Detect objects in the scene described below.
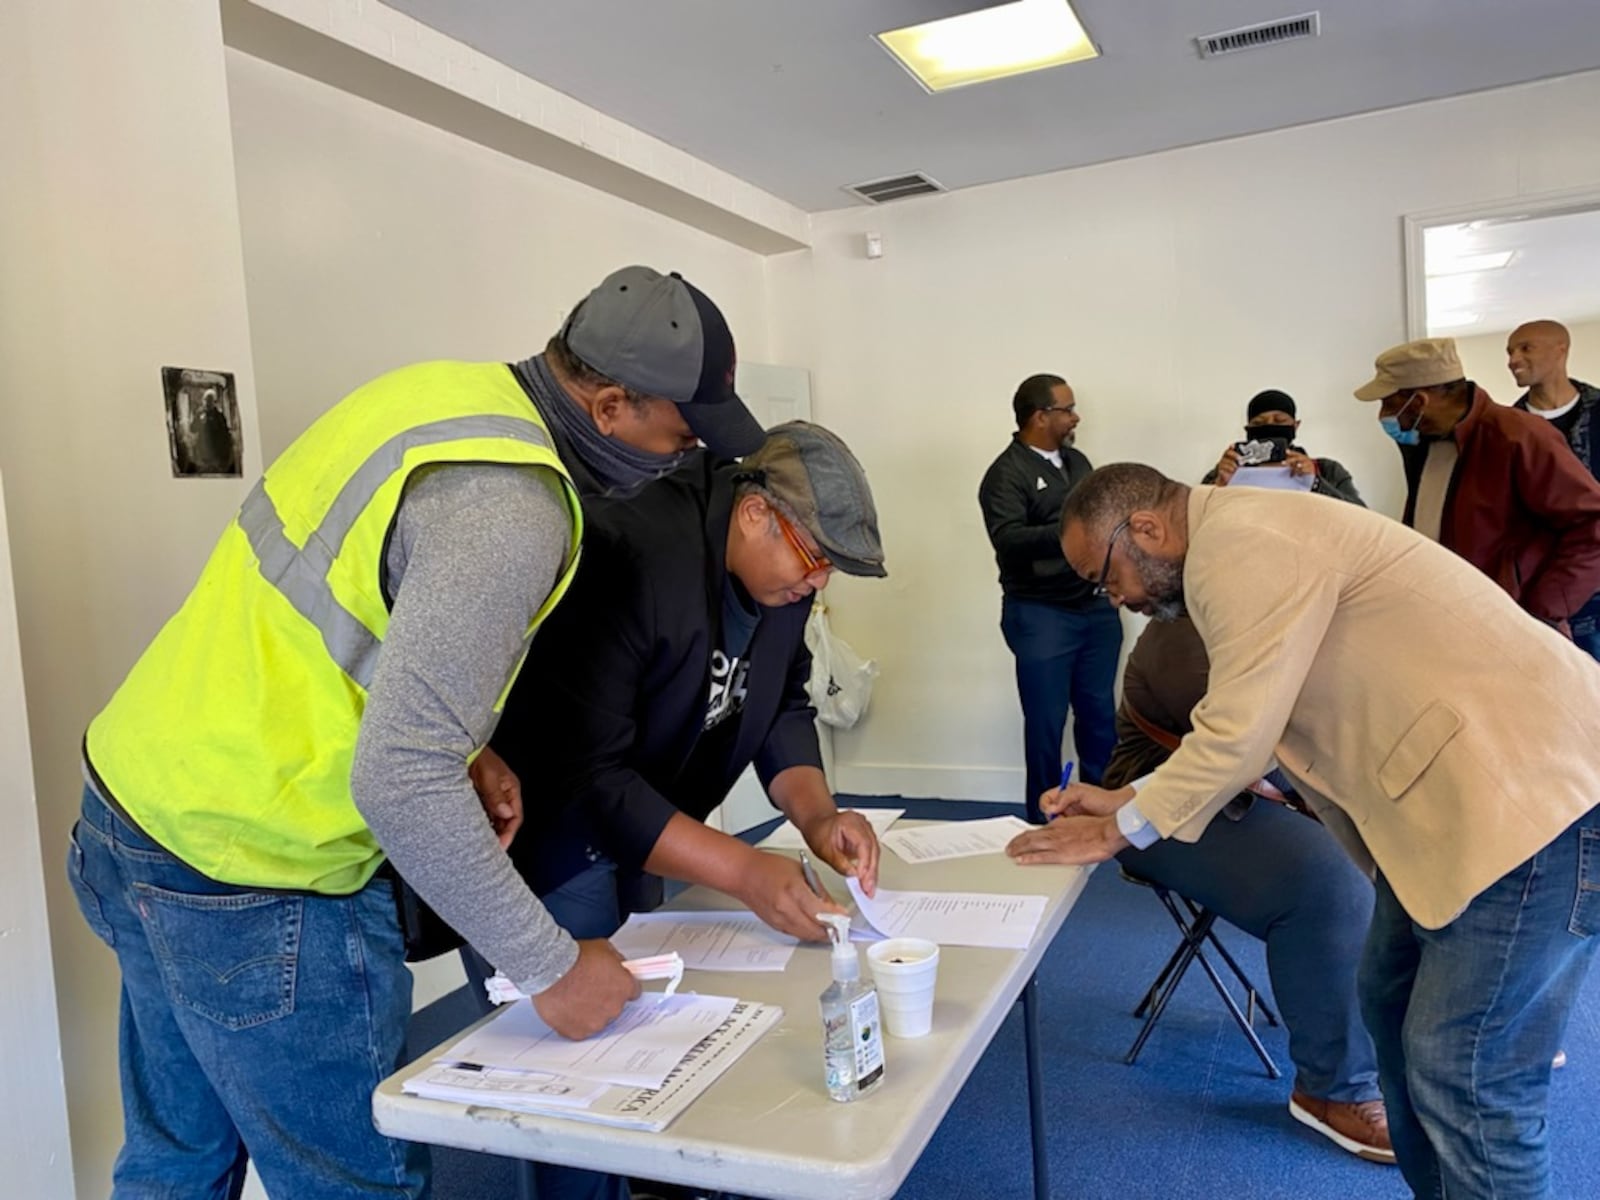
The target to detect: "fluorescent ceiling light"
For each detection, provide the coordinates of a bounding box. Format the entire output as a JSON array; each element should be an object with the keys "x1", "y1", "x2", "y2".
[
  {"x1": 875, "y1": 0, "x2": 1098, "y2": 93},
  {"x1": 1429, "y1": 311, "x2": 1482, "y2": 331},
  {"x1": 1426, "y1": 251, "x2": 1515, "y2": 277}
]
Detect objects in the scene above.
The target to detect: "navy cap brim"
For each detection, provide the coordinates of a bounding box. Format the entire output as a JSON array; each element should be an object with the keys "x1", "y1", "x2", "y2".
[{"x1": 680, "y1": 392, "x2": 766, "y2": 458}]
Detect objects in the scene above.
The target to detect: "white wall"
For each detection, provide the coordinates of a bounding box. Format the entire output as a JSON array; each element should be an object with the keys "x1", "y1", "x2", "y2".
[
  {"x1": 1456, "y1": 318, "x2": 1600, "y2": 400},
  {"x1": 0, "y1": 4, "x2": 264, "y2": 1197},
  {"x1": 768, "y1": 69, "x2": 1600, "y2": 804},
  {"x1": 0, "y1": 473, "x2": 73, "y2": 1196}
]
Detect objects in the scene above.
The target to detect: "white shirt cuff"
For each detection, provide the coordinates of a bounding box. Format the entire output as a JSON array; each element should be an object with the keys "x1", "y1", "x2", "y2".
[{"x1": 1115, "y1": 779, "x2": 1161, "y2": 850}]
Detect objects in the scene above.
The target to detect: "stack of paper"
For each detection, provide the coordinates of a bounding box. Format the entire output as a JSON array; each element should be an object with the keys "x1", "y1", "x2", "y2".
[
  {"x1": 403, "y1": 993, "x2": 781, "y2": 1132},
  {"x1": 845, "y1": 877, "x2": 1047, "y2": 950}
]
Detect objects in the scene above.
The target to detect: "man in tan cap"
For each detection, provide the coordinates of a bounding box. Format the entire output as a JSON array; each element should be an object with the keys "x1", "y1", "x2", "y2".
[{"x1": 1354, "y1": 336, "x2": 1600, "y2": 631}]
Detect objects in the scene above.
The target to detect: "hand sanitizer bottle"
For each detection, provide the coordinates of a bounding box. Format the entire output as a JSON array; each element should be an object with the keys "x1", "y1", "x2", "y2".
[{"x1": 818, "y1": 913, "x2": 885, "y2": 1102}]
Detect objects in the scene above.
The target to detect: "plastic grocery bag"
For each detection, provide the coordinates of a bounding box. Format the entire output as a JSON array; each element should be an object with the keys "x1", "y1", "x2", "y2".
[{"x1": 804, "y1": 601, "x2": 878, "y2": 729}]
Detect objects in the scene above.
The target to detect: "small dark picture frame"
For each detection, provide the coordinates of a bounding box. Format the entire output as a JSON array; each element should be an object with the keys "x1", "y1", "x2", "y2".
[{"x1": 162, "y1": 366, "x2": 242, "y2": 478}]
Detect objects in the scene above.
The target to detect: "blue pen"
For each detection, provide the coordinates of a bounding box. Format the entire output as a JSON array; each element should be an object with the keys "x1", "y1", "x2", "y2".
[{"x1": 1058, "y1": 760, "x2": 1075, "y2": 790}]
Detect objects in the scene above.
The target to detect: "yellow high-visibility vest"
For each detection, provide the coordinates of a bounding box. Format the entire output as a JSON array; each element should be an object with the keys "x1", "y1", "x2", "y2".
[{"x1": 86, "y1": 361, "x2": 582, "y2": 893}]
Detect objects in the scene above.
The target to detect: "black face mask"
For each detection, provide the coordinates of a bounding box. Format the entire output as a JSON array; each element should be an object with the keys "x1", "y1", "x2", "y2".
[{"x1": 1243, "y1": 423, "x2": 1293, "y2": 446}]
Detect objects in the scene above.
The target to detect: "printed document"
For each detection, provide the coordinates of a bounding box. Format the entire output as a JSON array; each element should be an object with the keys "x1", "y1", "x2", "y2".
[
  {"x1": 846, "y1": 877, "x2": 1046, "y2": 950},
  {"x1": 759, "y1": 807, "x2": 904, "y2": 849},
  {"x1": 610, "y1": 911, "x2": 798, "y2": 972},
  {"x1": 406, "y1": 1001, "x2": 782, "y2": 1132},
  {"x1": 438, "y1": 992, "x2": 738, "y2": 1090},
  {"x1": 881, "y1": 815, "x2": 1033, "y2": 863}
]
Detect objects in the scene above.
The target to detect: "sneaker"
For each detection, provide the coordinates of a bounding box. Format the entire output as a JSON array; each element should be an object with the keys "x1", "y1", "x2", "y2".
[{"x1": 1289, "y1": 1090, "x2": 1397, "y2": 1164}]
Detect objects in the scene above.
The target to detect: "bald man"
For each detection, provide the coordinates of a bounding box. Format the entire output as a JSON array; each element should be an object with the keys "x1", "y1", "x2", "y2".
[{"x1": 1509, "y1": 319, "x2": 1600, "y2": 658}]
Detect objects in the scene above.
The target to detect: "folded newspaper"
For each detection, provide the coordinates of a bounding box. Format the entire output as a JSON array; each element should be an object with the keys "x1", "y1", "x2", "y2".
[{"x1": 403, "y1": 999, "x2": 781, "y2": 1132}]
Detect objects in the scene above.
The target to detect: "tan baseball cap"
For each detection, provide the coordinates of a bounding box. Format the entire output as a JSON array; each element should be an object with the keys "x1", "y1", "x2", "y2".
[{"x1": 1353, "y1": 338, "x2": 1465, "y2": 401}]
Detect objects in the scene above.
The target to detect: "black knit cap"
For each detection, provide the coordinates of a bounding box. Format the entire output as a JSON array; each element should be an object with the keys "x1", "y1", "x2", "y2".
[{"x1": 1246, "y1": 389, "x2": 1297, "y2": 420}]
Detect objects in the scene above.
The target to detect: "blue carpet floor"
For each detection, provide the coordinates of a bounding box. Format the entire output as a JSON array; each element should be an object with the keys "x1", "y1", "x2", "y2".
[{"x1": 409, "y1": 798, "x2": 1599, "y2": 1199}]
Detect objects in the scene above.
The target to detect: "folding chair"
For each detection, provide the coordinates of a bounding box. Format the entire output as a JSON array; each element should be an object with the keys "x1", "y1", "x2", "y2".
[{"x1": 1119, "y1": 866, "x2": 1281, "y2": 1078}]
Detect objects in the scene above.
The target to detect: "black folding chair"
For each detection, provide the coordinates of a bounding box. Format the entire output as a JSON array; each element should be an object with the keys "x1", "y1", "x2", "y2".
[{"x1": 1119, "y1": 867, "x2": 1281, "y2": 1078}]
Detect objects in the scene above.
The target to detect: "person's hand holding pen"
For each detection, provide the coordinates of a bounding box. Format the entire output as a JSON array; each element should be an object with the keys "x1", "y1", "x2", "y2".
[
  {"x1": 733, "y1": 849, "x2": 848, "y2": 943},
  {"x1": 1007, "y1": 760, "x2": 1136, "y2": 866}
]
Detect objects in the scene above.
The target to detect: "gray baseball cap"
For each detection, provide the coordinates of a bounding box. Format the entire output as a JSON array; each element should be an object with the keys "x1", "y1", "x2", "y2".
[
  {"x1": 742, "y1": 421, "x2": 887, "y2": 578},
  {"x1": 563, "y1": 265, "x2": 765, "y2": 457}
]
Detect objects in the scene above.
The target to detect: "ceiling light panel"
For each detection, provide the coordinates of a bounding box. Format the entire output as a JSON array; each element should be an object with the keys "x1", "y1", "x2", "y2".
[{"x1": 875, "y1": 0, "x2": 1099, "y2": 94}]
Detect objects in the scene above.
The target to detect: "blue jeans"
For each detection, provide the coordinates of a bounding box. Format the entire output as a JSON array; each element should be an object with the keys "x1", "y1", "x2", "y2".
[
  {"x1": 67, "y1": 785, "x2": 426, "y2": 1199},
  {"x1": 1358, "y1": 806, "x2": 1600, "y2": 1199},
  {"x1": 1569, "y1": 592, "x2": 1600, "y2": 662},
  {"x1": 461, "y1": 860, "x2": 628, "y2": 1200},
  {"x1": 1000, "y1": 597, "x2": 1123, "y2": 821},
  {"x1": 1118, "y1": 797, "x2": 1381, "y2": 1103}
]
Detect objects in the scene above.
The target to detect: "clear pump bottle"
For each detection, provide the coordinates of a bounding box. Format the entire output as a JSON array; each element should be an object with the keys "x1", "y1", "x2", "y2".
[{"x1": 817, "y1": 913, "x2": 885, "y2": 1102}]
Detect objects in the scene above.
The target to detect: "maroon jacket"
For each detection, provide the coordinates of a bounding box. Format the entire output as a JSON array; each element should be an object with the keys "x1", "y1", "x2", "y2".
[{"x1": 1399, "y1": 385, "x2": 1600, "y2": 624}]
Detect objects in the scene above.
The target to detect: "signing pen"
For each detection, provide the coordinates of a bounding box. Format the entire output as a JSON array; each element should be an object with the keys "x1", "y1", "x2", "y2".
[
  {"x1": 1059, "y1": 760, "x2": 1075, "y2": 790},
  {"x1": 798, "y1": 849, "x2": 827, "y2": 898}
]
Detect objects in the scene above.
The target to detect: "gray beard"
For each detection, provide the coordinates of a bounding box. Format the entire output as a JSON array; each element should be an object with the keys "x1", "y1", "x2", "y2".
[{"x1": 1127, "y1": 542, "x2": 1187, "y2": 621}]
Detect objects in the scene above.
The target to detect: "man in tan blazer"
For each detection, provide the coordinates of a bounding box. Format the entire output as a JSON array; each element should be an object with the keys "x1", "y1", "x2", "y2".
[{"x1": 1007, "y1": 464, "x2": 1600, "y2": 1200}]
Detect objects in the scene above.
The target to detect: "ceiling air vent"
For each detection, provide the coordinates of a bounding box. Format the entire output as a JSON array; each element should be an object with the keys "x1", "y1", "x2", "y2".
[
  {"x1": 844, "y1": 172, "x2": 945, "y2": 205},
  {"x1": 1196, "y1": 11, "x2": 1320, "y2": 59}
]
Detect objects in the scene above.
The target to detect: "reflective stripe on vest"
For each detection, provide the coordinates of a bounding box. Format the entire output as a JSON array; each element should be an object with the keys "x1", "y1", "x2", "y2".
[{"x1": 239, "y1": 414, "x2": 556, "y2": 689}]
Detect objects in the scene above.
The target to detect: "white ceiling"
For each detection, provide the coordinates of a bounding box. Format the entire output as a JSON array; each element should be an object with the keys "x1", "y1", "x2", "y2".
[
  {"x1": 385, "y1": 0, "x2": 1600, "y2": 212},
  {"x1": 1425, "y1": 208, "x2": 1600, "y2": 336}
]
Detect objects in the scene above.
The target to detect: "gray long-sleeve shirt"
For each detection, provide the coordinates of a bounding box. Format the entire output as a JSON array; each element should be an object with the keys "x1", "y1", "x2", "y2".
[{"x1": 351, "y1": 462, "x2": 577, "y2": 994}]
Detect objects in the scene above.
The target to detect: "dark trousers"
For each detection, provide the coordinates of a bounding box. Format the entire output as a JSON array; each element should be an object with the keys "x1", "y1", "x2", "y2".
[
  {"x1": 1117, "y1": 797, "x2": 1381, "y2": 1103},
  {"x1": 1000, "y1": 596, "x2": 1122, "y2": 821}
]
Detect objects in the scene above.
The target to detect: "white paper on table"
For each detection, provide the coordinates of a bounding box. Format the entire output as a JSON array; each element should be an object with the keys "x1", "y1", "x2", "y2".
[
  {"x1": 1228, "y1": 464, "x2": 1314, "y2": 492},
  {"x1": 437, "y1": 992, "x2": 738, "y2": 1090},
  {"x1": 405, "y1": 1063, "x2": 608, "y2": 1109},
  {"x1": 846, "y1": 877, "x2": 1046, "y2": 950},
  {"x1": 881, "y1": 815, "x2": 1033, "y2": 863},
  {"x1": 610, "y1": 911, "x2": 798, "y2": 972},
  {"x1": 758, "y1": 807, "x2": 905, "y2": 849}
]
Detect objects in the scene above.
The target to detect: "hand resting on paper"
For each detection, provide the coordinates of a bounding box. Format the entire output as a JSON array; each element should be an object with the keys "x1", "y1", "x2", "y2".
[
  {"x1": 1006, "y1": 814, "x2": 1129, "y2": 867},
  {"x1": 532, "y1": 939, "x2": 641, "y2": 1039}
]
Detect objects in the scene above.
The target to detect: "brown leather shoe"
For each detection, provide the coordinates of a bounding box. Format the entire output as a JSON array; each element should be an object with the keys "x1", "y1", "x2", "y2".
[{"x1": 1289, "y1": 1090, "x2": 1396, "y2": 1164}]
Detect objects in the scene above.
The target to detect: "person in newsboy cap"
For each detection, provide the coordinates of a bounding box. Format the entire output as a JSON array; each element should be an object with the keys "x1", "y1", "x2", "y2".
[
  {"x1": 493, "y1": 415, "x2": 886, "y2": 949},
  {"x1": 1354, "y1": 336, "x2": 1600, "y2": 629}
]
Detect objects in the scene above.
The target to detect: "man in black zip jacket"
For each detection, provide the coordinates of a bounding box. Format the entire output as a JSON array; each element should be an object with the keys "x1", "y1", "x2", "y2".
[
  {"x1": 494, "y1": 421, "x2": 887, "y2": 945},
  {"x1": 979, "y1": 374, "x2": 1121, "y2": 822}
]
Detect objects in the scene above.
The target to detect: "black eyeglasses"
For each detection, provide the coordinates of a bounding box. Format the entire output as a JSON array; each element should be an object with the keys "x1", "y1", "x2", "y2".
[
  {"x1": 1092, "y1": 518, "x2": 1131, "y2": 598},
  {"x1": 1042, "y1": 405, "x2": 1075, "y2": 415}
]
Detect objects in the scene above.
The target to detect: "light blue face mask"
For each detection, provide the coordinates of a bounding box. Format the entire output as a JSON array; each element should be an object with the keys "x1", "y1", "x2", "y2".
[{"x1": 1380, "y1": 393, "x2": 1423, "y2": 445}]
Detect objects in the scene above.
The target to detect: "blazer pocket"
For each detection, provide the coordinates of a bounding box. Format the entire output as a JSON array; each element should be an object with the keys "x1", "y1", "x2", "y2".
[{"x1": 1376, "y1": 701, "x2": 1463, "y2": 800}]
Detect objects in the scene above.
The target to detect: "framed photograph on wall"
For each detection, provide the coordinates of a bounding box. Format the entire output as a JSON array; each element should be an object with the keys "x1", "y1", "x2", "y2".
[{"x1": 162, "y1": 366, "x2": 242, "y2": 478}]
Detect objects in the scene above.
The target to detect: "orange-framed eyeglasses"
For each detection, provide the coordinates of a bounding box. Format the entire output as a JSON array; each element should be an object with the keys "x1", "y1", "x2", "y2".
[{"x1": 773, "y1": 506, "x2": 832, "y2": 576}]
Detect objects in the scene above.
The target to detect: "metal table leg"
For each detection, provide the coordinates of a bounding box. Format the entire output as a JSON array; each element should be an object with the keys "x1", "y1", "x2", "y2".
[{"x1": 1021, "y1": 973, "x2": 1049, "y2": 1200}]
